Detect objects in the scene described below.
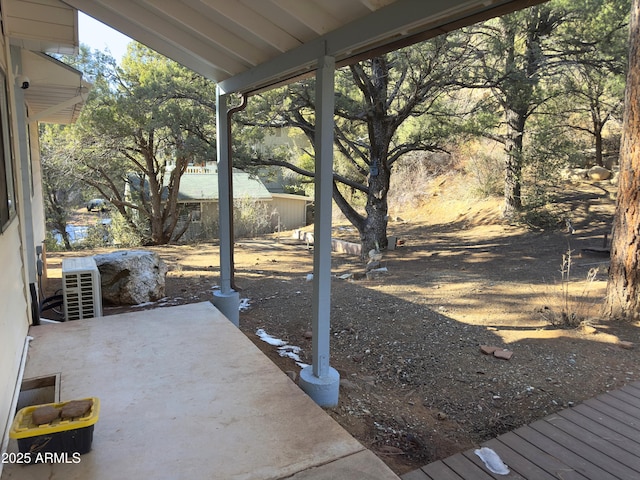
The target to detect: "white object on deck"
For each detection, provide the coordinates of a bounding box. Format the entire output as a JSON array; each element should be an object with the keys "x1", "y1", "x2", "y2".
[{"x1": 474, "y1": 447, "x2": 510, "y2": 475}]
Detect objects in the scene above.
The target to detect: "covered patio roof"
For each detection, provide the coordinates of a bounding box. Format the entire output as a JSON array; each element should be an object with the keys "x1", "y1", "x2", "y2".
[
  {"x1": 62, "y1": 0, "x2": 545, "y2": 94},
  {"x1": 52, "y1": 0, "x2": 547, "y2": 406}
]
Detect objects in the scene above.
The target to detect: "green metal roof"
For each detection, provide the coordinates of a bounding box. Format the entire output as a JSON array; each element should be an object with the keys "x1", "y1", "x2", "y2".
[{"x1": 177, "y1": 169, "x2": 272, "y2": 201}]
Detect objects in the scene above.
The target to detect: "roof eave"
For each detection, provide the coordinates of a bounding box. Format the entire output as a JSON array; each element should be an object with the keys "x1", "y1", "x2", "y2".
[{"x1": 22, "y1": 51, "x2": 90, "y2": 124}]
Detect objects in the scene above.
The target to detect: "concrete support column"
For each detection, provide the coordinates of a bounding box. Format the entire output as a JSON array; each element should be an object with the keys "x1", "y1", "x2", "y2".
[
  {"x1": 213, "y1": 88, "x2": 239, "y2": 326},
  {"x1": 299, "y1": 55, "x2": 340, "y2": 407}
]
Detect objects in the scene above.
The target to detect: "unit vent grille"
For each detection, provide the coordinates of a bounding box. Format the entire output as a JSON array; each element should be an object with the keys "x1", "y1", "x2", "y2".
[{"x1": 62, "y1": 257, "x2": 102, "y2": 321}]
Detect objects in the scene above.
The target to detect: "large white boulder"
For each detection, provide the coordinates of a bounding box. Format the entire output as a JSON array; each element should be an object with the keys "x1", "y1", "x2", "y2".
[
  {"x1": 588, "y1": 166, "x2": 611, "y2": 181},
  {"x1": 94, "y1": 250, "x2": 167, "y2": 305}
]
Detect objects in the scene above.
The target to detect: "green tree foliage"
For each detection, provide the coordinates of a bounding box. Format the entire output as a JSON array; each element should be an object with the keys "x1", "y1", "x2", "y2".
[
  {"x1": 554, "y1": 0, "x2": 630, "y2": 167},
  {"x1": 71, "y1": 44, "x2": 218, "y2": 245},
  {"x1": 463, "y1": 4, "x2": 566, "y2": 217},
  {"x1": 239, "y1": 34, "x2": 471, "y2": 256},
  {"x1": 40, "y1": 124, "x2": 82, "y2": 249},
  {"x1": 463, "y1": 0, "x2": 629, "y2": 217},
  {"x1": 39, "y1": 45, "x2": 114, "y2": 250},
  {"x1": 40, "y1": 1, "x2": 629, "y2": 252}
]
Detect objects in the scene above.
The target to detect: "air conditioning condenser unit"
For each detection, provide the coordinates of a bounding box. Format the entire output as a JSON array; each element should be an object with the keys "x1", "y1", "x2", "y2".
[{"x1": 62, "y1": 257, "x2": 102, "y2": 321}]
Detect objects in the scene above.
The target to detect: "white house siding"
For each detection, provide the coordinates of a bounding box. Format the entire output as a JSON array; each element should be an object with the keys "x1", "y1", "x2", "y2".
[
  {"x1": 0, "y1": 1, "x2": 81, "y2": 456},
  {"x1": 0, "y1": 221, "x2": 29, "y2": 451},
  {"x1": 0, "y1": 32, "x2": 29, "y2": 453},
  {"x1": 28, "y1": 123, "x2": 46, "y2": 264}
]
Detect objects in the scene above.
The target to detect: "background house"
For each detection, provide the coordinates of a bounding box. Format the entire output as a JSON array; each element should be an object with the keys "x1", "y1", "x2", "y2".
[
  {"x1": 177, "y1": 163, "x2": 311, "y2": 241},
  {"x1": 125, "y1": 162, "x2": 312, "y2": 242}
]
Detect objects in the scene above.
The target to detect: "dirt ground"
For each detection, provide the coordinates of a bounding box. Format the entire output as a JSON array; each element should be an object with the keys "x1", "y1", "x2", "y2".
[{"x1": 45, "y1": 179, "x2": 640, "y2": 476}]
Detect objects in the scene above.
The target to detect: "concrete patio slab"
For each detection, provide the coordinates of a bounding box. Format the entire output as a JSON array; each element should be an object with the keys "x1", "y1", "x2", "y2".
[
  {"x1": 1, "y1": 302, "x2": 399, "y2": 480},
  {"x1": 286, "y1": 450, "x2": 400, "y2": 479}
]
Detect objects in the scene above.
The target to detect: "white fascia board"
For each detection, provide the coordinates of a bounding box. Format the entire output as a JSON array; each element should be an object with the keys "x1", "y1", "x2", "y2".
[{"x1": 218, "y1": 38, "x2": 325, "y2": 95}]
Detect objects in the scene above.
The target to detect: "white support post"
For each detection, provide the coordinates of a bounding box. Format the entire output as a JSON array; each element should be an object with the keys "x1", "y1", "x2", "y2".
[
  {"x1": 299, "y1": 54, "x2": 340, "y2": 407},
  {"x1": 213, "y1": 87, "x2": 240, "y2": 326}
]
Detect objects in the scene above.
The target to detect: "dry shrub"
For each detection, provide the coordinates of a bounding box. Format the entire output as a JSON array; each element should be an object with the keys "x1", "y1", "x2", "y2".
[
  {"x1": 234, "y1": 196, "x2": 273, "y2": 238},
  {"x1": 538, "y1": 249, "x2": 602, "y2": 328},
  {"x1": 389, "y1": 151, "x2": 457, "y2": 209}
]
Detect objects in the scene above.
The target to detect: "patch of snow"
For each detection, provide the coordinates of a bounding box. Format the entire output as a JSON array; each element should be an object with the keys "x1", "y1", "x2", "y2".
[
  {"x1": 369, "y1": 267, "x2": 388, "y2": 273},
  {"x1": 256, "y1": 328, "x2": 307, "y2": 368},
  {"x1": 278, "y1": 345, "x2": 302, "y2": 362},
  {"x1": 131, "y1": 301, "x2": 156, "y2": 308},
  {"x1": 239, "y1": 298, "x2": 251, "y2": 311},
  {"x1": 256, "y1": 328, "x2": 287, "y2": 347}
]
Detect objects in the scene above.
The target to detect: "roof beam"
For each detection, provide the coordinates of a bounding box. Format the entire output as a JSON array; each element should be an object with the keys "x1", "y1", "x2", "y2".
[{"x1": 109, "y1": 0, "x2": 246, "y2": 74}]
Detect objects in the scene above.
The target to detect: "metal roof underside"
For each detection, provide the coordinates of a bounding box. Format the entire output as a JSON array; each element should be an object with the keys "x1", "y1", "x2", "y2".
[
  {"x1": 62, "y1": 0, "x2": 546, "y2": 95},
  {"x1": 2, "y1": 0, "x2": 87, "y2": 124},
  {"x1": 22, "y1": 51, "x2": 88, "y2": 124}
]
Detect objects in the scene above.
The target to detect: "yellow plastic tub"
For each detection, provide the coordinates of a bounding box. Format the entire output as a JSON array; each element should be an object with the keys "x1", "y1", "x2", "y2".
[{"x1": 10, "y1": 397, "x2": 100, "y2": 460}]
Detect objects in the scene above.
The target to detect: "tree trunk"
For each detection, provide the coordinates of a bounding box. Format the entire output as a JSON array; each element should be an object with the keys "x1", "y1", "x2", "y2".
[
  {"x1": 60, "y1": 229, "x2": 72, "y2": 250},
  {"x1": 47, "y1": 193, "x2": 72, "y2": 250},
  {"x1": 502, "y1": 108, "x2": 525, "y2": 218},
  {"x1": 360, "y1": 164, "x2": 390, "y2": 256},
  {"x1": 592, "y1": 103, "x2": 605, "y2": 167},
  {"x1": 604, "y1": 0, "x2": 640, "y2": 320},
  {"x1": 594, "y1": 127, "x2": 604, "y2": 167}
]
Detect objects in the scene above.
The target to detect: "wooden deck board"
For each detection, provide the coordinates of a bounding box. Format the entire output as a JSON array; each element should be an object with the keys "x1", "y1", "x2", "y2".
[
  {"x1": 549, "y1": 411, "x2": 640, "y2": 465},
  {"x1": 402, "y1": 382, "x2": 640, "y2": 480},
  {"x1": 409, "y1": 461, "x2": 464, "y2": 480},
  {"x1": 461, "y1": 449, "x2": 527, "y2": 479},
  {"x1": 483, "y1": 437, "x2": 580, "y2": 480},
  {"x1": 557, "y1": 408, "x2": 640, "y2": 455},
  {"x1": 593, "y1": 393, "x2": 640, "y2": 420},
  {"x1": 442, "y1": 454, "x2": 495, "y2": 479},
  {"x1": 621, "y1": 384, "x2": 640, "y2": 399},
  {"x1": 528, "y1": 419, "x2": 640, "y2": 480},
  {"x1": 491, "y1": 432, "x2": 589, "y2": 480},
  {"x1": 607, "y1": 389, "x2": 640, "y2": 411},
  {"x1": 573, "y1": 402, "x2": 640, "y2": 443},
  {"x1": 513, "y1": 424, "x2": 619, "y2": 480},
  {"x1": 398, "y1": 468, "x2": 432, "y2": 480}
]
